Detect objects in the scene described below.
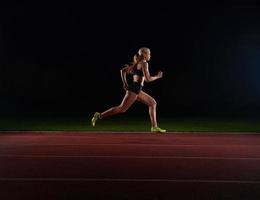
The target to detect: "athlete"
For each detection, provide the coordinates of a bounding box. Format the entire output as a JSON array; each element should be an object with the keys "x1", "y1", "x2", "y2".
[{"x1": 91, "y1": 47, "x2": 166, "y2": 133}]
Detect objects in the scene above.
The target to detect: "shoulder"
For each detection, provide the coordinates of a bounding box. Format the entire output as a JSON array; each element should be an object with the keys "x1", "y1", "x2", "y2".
[
  {"x1": 141, "y1": 61, "x2": 148, "y2": 69},
  {"x1": 121, "y1": 63, "x2": 130, "y2": 70}
]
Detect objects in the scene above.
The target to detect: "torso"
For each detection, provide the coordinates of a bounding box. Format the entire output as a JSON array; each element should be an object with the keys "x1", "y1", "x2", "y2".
[{"x1": 132, "y1": 62, "x2": 145, "y2": 86}]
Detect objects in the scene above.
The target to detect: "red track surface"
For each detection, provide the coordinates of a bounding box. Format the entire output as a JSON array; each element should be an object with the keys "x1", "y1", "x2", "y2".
[{"x1": 0, "y1": 131, "x2": 260, "y2": 200}]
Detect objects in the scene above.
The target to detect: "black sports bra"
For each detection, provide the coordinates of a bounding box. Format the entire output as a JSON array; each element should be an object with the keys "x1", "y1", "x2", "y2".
[{"x1": 132, "y1": 67, "x2": 143, "y2": 76}]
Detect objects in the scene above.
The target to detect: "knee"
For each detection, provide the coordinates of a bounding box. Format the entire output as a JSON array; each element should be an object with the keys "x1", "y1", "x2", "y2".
[
  {"x1": 150, "y1": 99, "x2": 157, "y2": 108},
  {"x1": 118, "y1": 106, "x2": 128, "y2": 113}
]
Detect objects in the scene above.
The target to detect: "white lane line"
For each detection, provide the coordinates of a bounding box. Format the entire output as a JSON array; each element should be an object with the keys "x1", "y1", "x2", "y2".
[
  {"x1": 1, "y1": 143, "x2": 260, "y2": 147},
  {"x1": 0, "y1": 178, "x2": 259, "y2": 184},
  {"x1": 0, "y1": 154, "x2": 260, "y2": 160}
]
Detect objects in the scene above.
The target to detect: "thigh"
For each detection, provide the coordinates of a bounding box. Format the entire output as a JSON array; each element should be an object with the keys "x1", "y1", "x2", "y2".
[
  {"x1": 137, "y1": 91, "x2": 156, "y2": 106},
  {"x1": 119, "y1": 90, "x2": 138, "y2": 109}
]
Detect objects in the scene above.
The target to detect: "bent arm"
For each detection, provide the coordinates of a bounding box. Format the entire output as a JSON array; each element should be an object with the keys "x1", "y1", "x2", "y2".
[
  {"x1": 142, "y1": 62, "x2": 161, "y2": 82},
  {"x1": 120, "y1": 65, "x2": 129, "y2": 87}
]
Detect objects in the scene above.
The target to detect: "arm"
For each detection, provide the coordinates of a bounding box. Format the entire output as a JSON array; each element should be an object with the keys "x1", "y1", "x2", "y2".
[
  {"x1": 120, "y1": 64, "x2": 129, "y2": 89},
  {"x1": 142, "y1": 62, "x2": 163, "y2": 82}
]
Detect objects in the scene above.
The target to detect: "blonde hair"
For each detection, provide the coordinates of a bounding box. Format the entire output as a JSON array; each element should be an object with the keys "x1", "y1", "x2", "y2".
[
  {"x1": 125, "y1": 47, "x2": 150, "y2": 74},
  {"x1": 138, "y1": 47, "x2": 150, "y2": 56}
]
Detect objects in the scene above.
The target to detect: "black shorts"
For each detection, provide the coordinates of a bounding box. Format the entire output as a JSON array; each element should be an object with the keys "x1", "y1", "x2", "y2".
[{"x1": 127, "y1": 82, "x2": 143, "y2": 94}]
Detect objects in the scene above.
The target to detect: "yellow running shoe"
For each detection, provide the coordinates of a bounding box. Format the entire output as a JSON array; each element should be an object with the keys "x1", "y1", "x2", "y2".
[
  {"x1": 91, "y1": 112, "x2": 101, "y2": 127},
  {"x1": 151, "y1": 126, "x2": 166, "y2": 133}
]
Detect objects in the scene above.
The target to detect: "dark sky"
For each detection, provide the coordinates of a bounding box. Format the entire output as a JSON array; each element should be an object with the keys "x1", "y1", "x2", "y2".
[{"x1": 1, "y1": 0, "x2": 260, "y2": 117}]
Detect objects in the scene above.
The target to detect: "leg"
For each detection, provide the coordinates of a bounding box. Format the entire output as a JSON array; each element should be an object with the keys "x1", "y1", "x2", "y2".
[
  {"x1": 137, "y1": 91, "x2": 158, "y2": 127},
  {"x1": 91, "y1": 91, "x2": 137, "y2": 127},
  {"x1": 100, "y1": 90, "x2": 137, "y2": 118},
  {"x1": 137, "y1": 91, "x2": 166, "y2": 132}
]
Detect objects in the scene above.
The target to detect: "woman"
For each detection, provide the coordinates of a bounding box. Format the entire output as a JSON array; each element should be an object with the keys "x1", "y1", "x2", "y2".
[{"x1": 91, "y1": 47, "x2": 166, "y2": 133}]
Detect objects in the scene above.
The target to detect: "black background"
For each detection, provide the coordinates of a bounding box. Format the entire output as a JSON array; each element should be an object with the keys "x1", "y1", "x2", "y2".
[{"x1": 1, "y1": 0, "x2": 260, "y2": 118}]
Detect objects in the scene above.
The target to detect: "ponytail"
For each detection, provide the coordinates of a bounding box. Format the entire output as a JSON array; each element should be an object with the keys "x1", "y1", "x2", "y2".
[{"x1": 125, "y1": 53, "x2": 143, "y2": 74}]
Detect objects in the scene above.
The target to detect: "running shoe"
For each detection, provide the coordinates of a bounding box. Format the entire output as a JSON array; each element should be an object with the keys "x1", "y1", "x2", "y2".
[
  {"x1": 91, "y1": 112, "x2": 101, "y2": 127},
  {"x1": 151, "y1": 126, "x2": 166, "y2": 133}
]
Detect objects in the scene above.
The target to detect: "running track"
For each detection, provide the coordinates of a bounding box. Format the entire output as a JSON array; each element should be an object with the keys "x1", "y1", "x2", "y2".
[{"x1": 0, "y1": 131, "x2": 260, "y2": 200}]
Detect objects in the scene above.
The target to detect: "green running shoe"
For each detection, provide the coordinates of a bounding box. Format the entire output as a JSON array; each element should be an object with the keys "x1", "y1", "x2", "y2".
[
  {"x1": 91, "y1": 112, "x2": 101, "y2": 127},
  {"x1": 151, "y1": 126, "x2": 166, "y2": 133}
]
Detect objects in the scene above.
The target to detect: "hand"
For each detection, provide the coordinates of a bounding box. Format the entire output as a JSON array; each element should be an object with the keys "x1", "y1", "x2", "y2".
[
  {"x1": 157, "y1": 71, "x2": 163, "y2": 78},
  {"x1": 123, "y1": 84, "x2": 128, "y2": 91}
]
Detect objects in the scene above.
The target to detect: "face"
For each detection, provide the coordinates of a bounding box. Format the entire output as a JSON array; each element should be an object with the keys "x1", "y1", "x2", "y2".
[{"x1": 143, "y1": 50, "x2": 151, "y2": 61}]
